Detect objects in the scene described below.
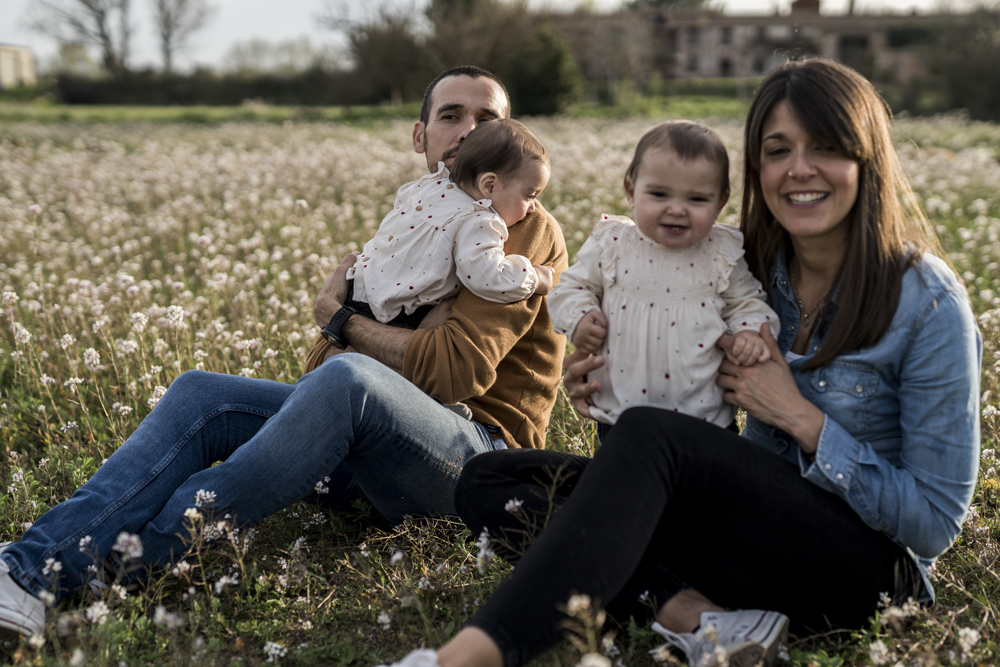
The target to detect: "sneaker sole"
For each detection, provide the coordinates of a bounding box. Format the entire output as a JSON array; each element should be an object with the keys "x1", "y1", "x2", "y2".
[{"x1": 728, "y1": 615, "x2": 789, "y2": 667}]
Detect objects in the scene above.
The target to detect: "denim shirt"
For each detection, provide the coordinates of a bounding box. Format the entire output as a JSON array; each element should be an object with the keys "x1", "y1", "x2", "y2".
[{"x1": 742, "y1": 252, "x2": 981, "y2": 603}]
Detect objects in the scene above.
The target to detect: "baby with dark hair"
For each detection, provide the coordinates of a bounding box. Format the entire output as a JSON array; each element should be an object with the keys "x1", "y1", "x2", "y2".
[{"x1": 346, "y1": 119, "x2": 554, "y2": 327}]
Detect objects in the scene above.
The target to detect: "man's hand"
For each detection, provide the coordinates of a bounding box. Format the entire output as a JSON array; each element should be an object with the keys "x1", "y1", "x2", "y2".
[
  {"x1": 418, "y1": 297, "x2": 457, "y2": 330},
  {"x1": 532, "y1": 265, "x2": 555, "y2": 296},
  {"x1": 572, "y1": 310, "x2": 608, "y2": 355},
  {"x1": 562, "y1": 348, "x2": 604, "y2": 419},
  {"x1": 314, "y1": 252, "x2": 359, "y2": 327}
]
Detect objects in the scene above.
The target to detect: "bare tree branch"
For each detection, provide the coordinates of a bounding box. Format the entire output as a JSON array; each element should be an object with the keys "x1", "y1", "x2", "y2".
[
  {"x1": 28, "y1": 0, "x2": 131, "y2": 74},
  {"x1": 150, "y1": 0, "x2": 216, "y2": 73}
]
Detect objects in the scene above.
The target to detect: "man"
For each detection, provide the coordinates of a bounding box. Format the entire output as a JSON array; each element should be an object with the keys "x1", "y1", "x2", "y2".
[{"x1": 0, "y1": 66, "x2": 568, "y2": 637}]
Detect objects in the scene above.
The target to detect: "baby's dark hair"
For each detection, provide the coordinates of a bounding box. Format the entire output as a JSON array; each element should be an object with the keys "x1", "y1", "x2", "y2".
[
  {"x1": 624, "y1": 120, "x2": 730, "y2": 203},
  {"x1": 449, "y1": 119, "x2": 549, "y2": 193}
]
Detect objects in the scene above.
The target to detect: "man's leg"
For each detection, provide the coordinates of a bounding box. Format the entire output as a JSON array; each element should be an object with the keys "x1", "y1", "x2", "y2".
[
  {"x1": 2, "y1": 370, "x2": 294, "y2": 598},
  {"x1": 134, "y1": 353, "x2": 496, "y2": 554}
]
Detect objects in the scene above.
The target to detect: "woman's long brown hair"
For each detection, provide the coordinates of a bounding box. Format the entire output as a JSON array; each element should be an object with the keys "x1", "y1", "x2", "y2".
[{"x1": 741, "y1": 58, "x2": 944, "y2": 370}]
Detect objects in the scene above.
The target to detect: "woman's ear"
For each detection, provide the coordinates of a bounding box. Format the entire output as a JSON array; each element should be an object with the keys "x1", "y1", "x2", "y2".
[
  {"x1": 477, "y1": 172, "x2": 498, "y2": 197},
  {"x1": 624, "y1": 178, "x2": 635, "y2": 208}
]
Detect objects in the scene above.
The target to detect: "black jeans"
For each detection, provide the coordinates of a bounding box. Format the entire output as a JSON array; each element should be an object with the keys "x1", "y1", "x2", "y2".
[{"x1": 455, "y1": 408, "x2": 922, "y2": 667}]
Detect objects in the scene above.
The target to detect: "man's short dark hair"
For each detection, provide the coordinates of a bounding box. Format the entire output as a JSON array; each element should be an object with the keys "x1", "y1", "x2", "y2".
[{"x1": 419, "y1": 66, "x2": 512, "y2": 126}]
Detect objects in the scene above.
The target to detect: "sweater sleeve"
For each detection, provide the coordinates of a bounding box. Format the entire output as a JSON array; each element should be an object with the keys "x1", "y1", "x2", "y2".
[
  {"x1": 453, "y1": 209, "x2": 538, "y2": 303},
  {"x1": 402, "y1": 208, "x2": 565, "y2": 407}
]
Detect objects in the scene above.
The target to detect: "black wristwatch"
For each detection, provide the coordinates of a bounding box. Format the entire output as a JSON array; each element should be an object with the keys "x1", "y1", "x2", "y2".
[{"x1": 321, "y1": 305, "x2": 359, "y2": 349}]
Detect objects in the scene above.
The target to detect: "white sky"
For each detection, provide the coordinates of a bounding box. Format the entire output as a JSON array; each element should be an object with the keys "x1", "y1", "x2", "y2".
[{"x1": 1, "y1": 0, "x2": 943, "y2": 72}]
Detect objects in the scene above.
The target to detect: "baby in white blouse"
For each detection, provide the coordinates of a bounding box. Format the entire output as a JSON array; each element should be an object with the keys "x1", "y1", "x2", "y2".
[
  {"x1": 347, "y1": 119, "x2": 554, "y2": 326},
  {"x1": 548, "y1": 121, "x2": 780, "y2": 427}
]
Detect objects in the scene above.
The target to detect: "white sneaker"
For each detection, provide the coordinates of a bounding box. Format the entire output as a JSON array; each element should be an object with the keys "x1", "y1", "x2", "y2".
[
  {"x1": 650, "y1": 609, "x2": 788, "y2": 667},
  {"x1": 375, "y1": 648, "x2": 440, "y2": 667},
  {"x1": 0, "y1": 553, "x2": 46, "y2": 638}
]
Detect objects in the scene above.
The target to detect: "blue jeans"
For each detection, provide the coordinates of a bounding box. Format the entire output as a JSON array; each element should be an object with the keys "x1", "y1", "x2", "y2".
[{"x1": 1, "y1": 354, "x2": 496, "y2": 599}]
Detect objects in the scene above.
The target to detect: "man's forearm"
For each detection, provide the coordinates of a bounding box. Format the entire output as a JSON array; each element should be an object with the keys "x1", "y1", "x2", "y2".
[{"x1": 341, "y1": 315, "x2": 412, "y2": 373}]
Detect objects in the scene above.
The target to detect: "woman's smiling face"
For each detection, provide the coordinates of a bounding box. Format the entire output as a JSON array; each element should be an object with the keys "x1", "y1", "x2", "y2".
[{"x1": 759, "y1": 100, "x2": 860, "y2": 245}]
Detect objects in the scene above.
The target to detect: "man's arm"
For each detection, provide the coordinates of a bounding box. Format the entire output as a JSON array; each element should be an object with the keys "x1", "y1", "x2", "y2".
[{"x1": 311, "y1": 253, "x2": 456, "y2": 374}]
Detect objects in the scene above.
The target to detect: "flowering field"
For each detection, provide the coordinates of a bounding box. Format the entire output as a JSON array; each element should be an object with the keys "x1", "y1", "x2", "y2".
[{"x1": 1, "y1": 116, "x2": 1000, "y2": 666}]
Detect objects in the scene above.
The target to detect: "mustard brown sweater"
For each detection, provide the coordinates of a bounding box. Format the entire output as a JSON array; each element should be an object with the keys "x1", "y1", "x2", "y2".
[{"x1": 305, "y1": 203, "x2": 568, "y2": 449}]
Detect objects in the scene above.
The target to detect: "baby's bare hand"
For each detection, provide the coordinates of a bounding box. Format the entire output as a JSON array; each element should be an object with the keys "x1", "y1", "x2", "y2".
[
  {"x1": 533, "y1": 265, "x2": 555, "y2": 296},
  {"x1": 731, "y1": 330, "x2": 770, "y2": 366},
  {"x1": 572, "y1": 310, "x2": 608, "y2": 355}
]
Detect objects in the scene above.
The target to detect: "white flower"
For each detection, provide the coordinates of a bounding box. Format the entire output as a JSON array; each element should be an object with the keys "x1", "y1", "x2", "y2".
[
  {"x1": 166, "y1": 305, "x2": 185, "y2": 328},
  {"x1": 27, "y1": 204, "x2": 42, "y2": 215},
  {"x1": 172, "y1": 560, "x2": 192, "y2": 577},
  {"x1": 390, "y1": 550, "x2": 404, "y2": 566},
  {"x1": 314, "y1": 476, "x2": 330, "y2": 494},
  {"x1": 417, "y1": 576, "x2": 435, "y2": 590},
  {"x1": 982, "y1": 405, "x2": 998, "y2": 419},
  {"x1": 83, "y1": 348, "x2": 102, "y2": 371},
  {"x1": 264, "y1": 640, "x2": 288, "y2": 663},
  {"x1": 63, "y1": 377, "x2": 84, "y2": 393},
  {"x1": 147, "y1": 385, "x2": 167, "y2": 409},
  {"x1": 475, "y1": 527, "x2": 494, "y2": 574},
  {"x1": 79, "y1": 535, "x2": 93, "y2": 551},
  {"x1": 28, "y1": 633, "x2": 45, "y2": 649},
  {"x1": 958, "y1": 627, "x2": 981, "y2": 655},
  {"x1": 69, "y1": 648, "x2": 85, "y2": 667},
  {"x1": 112, "y1": 532, "x2": 143, "y2": 560},
  {"x1": 40, "y1": 373, "x2": 57, "y2": 386},
  {"x1": 60, "y1": 421, "x2": 79, "y2": 433},
  {"x1": 504, "y1": 497, "x2": 523, "y2": 513},
  {"x1": 194, "y1": 489, "x2": 216, "y2": 507},
  {"x1": 60, "y1": 334, "x2": 76, "y2": 350},
  {"x1": 239, "y1": 367, "x2": 255, "y2": 377},
  {"x1": 1, "y1": 291, "x2": 19, "y2": 308},
  {"x1": 130, "y1": 312, "x2": 148, "y2": 333},
  {"x1": 183, "y1": 507, "x2": 202, "y2": 521},
  {"x1": 42, "y1": 558, "x2": 63, "y2": 575},
  {"x1": 86, "y1": 600, "x2": 110, "y2": 625},
  {"x1": 376, "y1": 611, "x2": 391, "y2": 631},
  {"x1": 153, "y1": 605, "x2": 184, "y2": 630},
  {"x1": 111, "y1": 584, "x2": 127, "y2": 600},
  {"x1": 12, "y1": 323, "x2": 32, "y2": 346},
  {"x1": 115, "y1": 338, "x2": 139, "y2": 357},
  {"x1": 868, "y1": 639, "x2": 890, "y2": 665},
  {"x1": 566, "y1": 594, "x2": 592, "y2": 615},
  {"x1": 214, "y1": 575, "x2": 239, "y2": 594},
  {"x1": 38, "y1": 590, "x2": 55, "y2": 606},
  {"x1": 577, "y1": 653, "x2": 611, "y2": 667}
]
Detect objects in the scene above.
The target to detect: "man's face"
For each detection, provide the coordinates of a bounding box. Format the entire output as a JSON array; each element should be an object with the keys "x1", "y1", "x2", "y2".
[{"x1": 412, "y1": 75, "x2": 509, "y2": 172}]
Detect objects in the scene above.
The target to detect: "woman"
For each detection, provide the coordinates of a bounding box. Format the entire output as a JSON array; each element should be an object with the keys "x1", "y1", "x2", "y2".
[{"x1": 378, "y1": 58, "x2": 981, "y2": 667}]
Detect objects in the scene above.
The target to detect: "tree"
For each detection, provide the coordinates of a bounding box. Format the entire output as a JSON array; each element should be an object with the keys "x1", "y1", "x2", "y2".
[
  {"x1": 28, "y1": 0, "x2": 132, "y2": 74},
  {"x1": 505, "y1": 28, "x2": 582, "y2": 115},
  {"x1": 150, "y1": 0, "x2": 216, "y2": 74},
  {"x1": 932, "y1": 4, "x2": 1000, "y2": 121},
  {"x1": 317, "y1": 1, "x2": 431, "y2": 105}
]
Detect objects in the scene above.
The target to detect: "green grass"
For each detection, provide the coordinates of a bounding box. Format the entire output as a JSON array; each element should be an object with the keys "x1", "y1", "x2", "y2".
[{"x1": 0, "y1": 116, "x2": 998, "y2": 666}]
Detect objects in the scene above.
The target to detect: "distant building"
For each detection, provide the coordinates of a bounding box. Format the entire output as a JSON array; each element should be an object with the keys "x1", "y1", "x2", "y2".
[
  {"x1": 0, "y1": 45, "x2": 37, "y2": 89},
  {"x1": 550, "y1": 2, "x2": 939, "y2": 87}
]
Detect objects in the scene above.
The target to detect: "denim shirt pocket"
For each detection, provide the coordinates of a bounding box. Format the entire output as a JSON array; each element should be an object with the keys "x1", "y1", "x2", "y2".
[{"x1": 809, "y1": 361, "x2": 880, "y2": 435}]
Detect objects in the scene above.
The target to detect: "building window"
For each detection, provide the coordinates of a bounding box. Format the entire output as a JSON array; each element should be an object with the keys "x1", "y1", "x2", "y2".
[
  {"x1": 720, "y1": 27, "x2": 732, "y2": 45},
  {"x1": 752, "y1": 57, "x2": 765, "y2": 74},
  {"x1": 687, "y1": 27, "x2": 699, "y2": 45},
  {"x1": 687, "y1": 54, "x2": 698, "y2": 72},
  {"x1": 719, "y1": 58, "x2": 732, "y2": 77}
]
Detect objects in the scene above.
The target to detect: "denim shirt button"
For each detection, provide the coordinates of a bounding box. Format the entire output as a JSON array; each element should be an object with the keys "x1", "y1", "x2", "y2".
[
  {"x1": 824, "y1": 463, "x2": 832, "y2": 470},
  {"x1": 836, "y1": 473, "x2": 844, "y2": 481},
  {"x1": 818, "y1": 380, "x2": 827, "y2": 388},
  {"x1": 786, "y1": 324, "x2": 795, "y2": 332},
  {"x1": 855, "y1": 385, "x2": 864, "y2": 393}
]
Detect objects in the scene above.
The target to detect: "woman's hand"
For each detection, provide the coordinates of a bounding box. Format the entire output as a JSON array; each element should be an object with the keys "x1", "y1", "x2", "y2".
[
  {"x1": 314, "y1": 252, "x2": 359, "y2": 327},
  {"x1": 562, "y1": 348, "x2": 604, "y2": 419},
  {"x1": 716, "y1": 324, "x2": 825, "y2": 454}
]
